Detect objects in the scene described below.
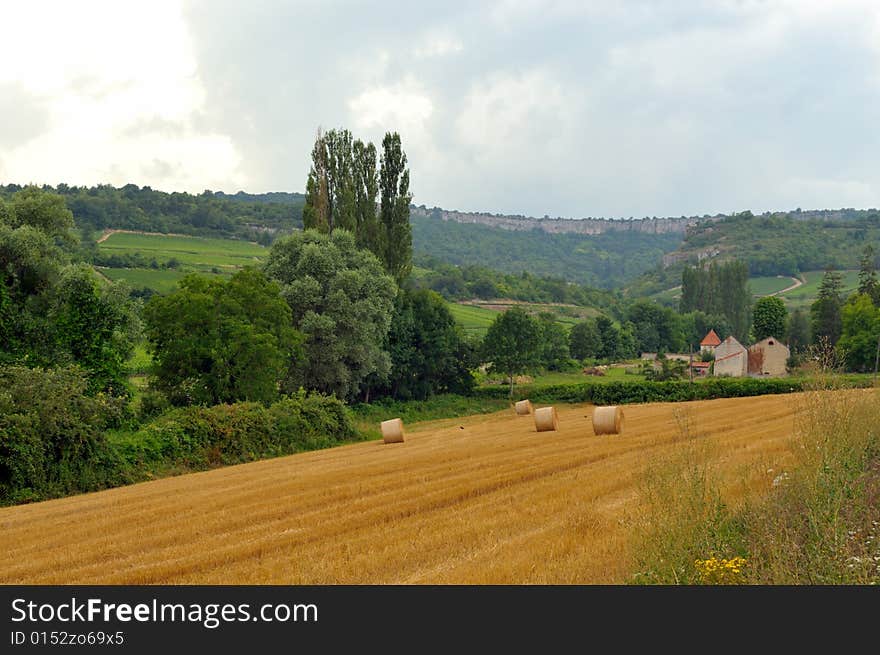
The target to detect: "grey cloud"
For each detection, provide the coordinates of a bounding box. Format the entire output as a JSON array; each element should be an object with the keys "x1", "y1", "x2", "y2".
[
  {"x1": 182, "y1": 1, "x2": 880, "y2": 217},
  {"x1": 0, "y1": 83, "x2": 50, "y2": 150},
  {"x1": 140, "y1": 158, "x2": 182, "y2": 180}
]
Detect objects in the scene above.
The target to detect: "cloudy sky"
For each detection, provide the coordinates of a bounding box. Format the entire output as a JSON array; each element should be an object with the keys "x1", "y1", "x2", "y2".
[{"x1": 2, "y1": 0, "x2": 879, "y2": 218}]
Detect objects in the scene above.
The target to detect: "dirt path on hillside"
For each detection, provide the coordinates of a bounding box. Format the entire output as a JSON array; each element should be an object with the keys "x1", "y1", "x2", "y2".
[
  {"x1": 96, "y1": 229, "x2": 200, "y2": 244},
  {"x1": 770, "y1": 275, "x2": 804, "y2": 296}
]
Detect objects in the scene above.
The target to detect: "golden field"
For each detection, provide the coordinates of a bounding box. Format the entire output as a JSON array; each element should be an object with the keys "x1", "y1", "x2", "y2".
[{"x1": 0, "y1": 393, "x2": 833, "y2": 584}]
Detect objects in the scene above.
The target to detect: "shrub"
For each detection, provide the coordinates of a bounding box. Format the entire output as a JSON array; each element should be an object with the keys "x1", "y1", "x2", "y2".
[
  {"x1": 0, "y1": 365, "x2": 126, "y2": 504},
  {"x1": 119, "y1": 390, "x2": 356, "y2": 474},
  {"x1": 472, "y1": 376, "x2": 874, "y2": 406}
]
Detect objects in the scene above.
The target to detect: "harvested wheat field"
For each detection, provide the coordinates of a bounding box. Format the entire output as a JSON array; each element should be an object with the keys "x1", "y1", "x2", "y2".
[{"x1": 0, "y1": 392, "x2": 845, "y2": 584}]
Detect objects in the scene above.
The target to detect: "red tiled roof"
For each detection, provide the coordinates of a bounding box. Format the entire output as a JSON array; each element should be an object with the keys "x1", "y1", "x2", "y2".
[
  {"x1": 700, "y1": 329, "x2": 722, "y2": 346},
  {"x1": 691, "y1": 362, "x2": 711, "y2": 368}
]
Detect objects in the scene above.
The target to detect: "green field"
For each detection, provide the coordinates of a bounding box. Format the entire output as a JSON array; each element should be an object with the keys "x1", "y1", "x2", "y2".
[
  {"x1": 651, "y1": 270, "x2": 861, "y2": 310},
  {"x1": 96, "y1": 232, "x2": 267, "y2": 293},
  {"x1": 448, "y1": 303, "x2": 499, "y2": 335},
  {"x1": 779, "y1": 269, "x2": 860, "y2": 309},
  {"x1": 749, "y1": 275, "x2": 797, "y2": 296},
  {"x1": 99, "y1": 232, "x2": 267, "y2": 269},
  {"x1": 100, "y1": 267, "x2": 198, "y2": 293}
]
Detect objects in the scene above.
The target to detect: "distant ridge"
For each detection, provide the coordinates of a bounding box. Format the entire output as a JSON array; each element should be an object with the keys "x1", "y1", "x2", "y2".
[{"x1": 410, "y1": 205, "x2": 876, "y2": 236}]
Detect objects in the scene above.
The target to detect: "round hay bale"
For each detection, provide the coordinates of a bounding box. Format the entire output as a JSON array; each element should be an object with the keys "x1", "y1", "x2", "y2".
[
  {"x1": 534, "y1": 406, "x2": 559, "y2": 432},
  {"x1": 592, "y1": 405, "x2": 623, "y2": 435},
  {"x1": 514, "y1": 399, "x2": 533, "y2": 416},
  {"x1": 380, "y1": 418, "x2": 405, "y2": 444}
]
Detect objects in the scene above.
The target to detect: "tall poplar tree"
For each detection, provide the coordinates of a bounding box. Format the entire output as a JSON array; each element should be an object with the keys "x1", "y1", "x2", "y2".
[
  {"x1": 810, "y1": 268, "x2": 844, "y2": 345},
  {"x1": 379, "y1": 132, "x2": 413, "y2": 284},
  {"x1": 857, "y1": 244, "x2": 879, "y2": 306},
  {"x1": 302, "y1": 129, "x2": 331, "y2": 232}
]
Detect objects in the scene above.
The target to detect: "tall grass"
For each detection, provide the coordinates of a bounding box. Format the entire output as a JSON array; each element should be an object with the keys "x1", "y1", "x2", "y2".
[{"x1": 631, "y1": 376, "x2": 880, "y2": 584}]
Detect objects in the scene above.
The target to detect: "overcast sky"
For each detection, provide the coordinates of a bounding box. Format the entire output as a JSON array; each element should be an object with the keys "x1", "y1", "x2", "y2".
[{"x1": 2, "y1": 0, "x2": 879, "y2": 218}]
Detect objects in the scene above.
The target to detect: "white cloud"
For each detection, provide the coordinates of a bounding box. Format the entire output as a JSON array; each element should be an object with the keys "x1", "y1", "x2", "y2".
[
  {"x1": 348, "y1": 82, "x2": 434, "y2": 135},
  {"x1": 456, "y1": 69, "x2": 579, "y2": 160},
  {"x1": 413, "y1": 35, "x2": 464, "y2": 59},
  {"x1": 0, "y1": 0, "x2": 246, "y2": 191}
]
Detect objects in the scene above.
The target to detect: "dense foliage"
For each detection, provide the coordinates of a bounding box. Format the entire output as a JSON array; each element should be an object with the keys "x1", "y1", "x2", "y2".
[
  {"x1": 680, "y1": 260, "x2": 751, "y2": 341},
  {"x1": 264, "y1": 229, "x2": 397, "y2": 402},
  {"x1": 143, "y1": 269, "x2": 300, "y2": 406},
  {"x1": 412, "y1": 209, "x2": 682, "y2": 289},
  {"x1": 116, "y1": 390, "x2": 357, "y2": 472},
  {"x1": 0, "y1": 368, "x2": 355, "y2": 506},
  {"x1": 680, "y1": 209, "x2": 880, "y2": 276},
  {"x1": 837, "y1": 294, "x2": 880, "y2": 372},
  {"x1": 0, "y1": 366, "x2": 128, "y2": 504},
  {"x1": 1, "y1": 188, "x2": 139, "y2": 393},
  {"x1": 377, "y1": 289, "x2": 476, "y2": 400},
  {"x1": 481, "y1": 307, "x2": 542, "y2": 397},
  {"x1": 0, "y1": 183, "x2": 303, "y2": 244},
  {"x1": 752, "y1": 296, "x2": 788, "y2": 341},
  {"x1": 472, "y1": 375, "x2": 872, "y2": 404},
  {"x1": 810, "y1": 269, "x2": 844, "y2": 346},
  {"x1": 412, "y1": 256, "x2": 619, "y2": 311}
]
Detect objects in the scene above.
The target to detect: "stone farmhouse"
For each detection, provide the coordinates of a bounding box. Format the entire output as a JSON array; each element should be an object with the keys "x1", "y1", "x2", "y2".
[{"x1": 702, "y1": 331, "x2": 790, "y2": 377}]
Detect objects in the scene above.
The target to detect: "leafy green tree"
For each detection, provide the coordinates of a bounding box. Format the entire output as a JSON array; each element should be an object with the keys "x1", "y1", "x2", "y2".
[
  {"x1": 786, "y1": 308, "x2": 811, "y2": 354},
  {"x1": 6, "y1": 185, "x2": 77, "y2": 243},
  {"x1": 569, "y1": 319, "x2": 602, "y2": 360},
  {"x1": 379, "y1": 132, "x2": 413, "y2": 283},
  {"x1": 381, "y1": 289, "x2": 475, "y2": 400},
  {"x1": 595, "y1": 315, "x2": 620, "y2": 360},
  {"x1": 810, "y1": 268, "x2": 844, "y2": 346},
  {"x1": 481, "y1": 306, "x2": 541, "y2": 398},
  {"x1": 264, "y1": 229, "x2": 397, "y2": 401},
  {"x1": 752, "y1": 296, "x2": 788, "y2": 341},
  {"x1": 144, "y1": 268, "x2": 299, "y2": 406},
  {"x1": 627, "y1": 300, "x2": 683, "y2": 353},
  {"x1": 1, "y1": 189, "x2": 139, "y2": 394},
  {"x1": 48, "y1": 264, "x2": 140, "y2": 394},
  {"x1": 536, "y1": 312, "x2": 570, "y2": 370},
  {"x1": 837, "y1": 294, "x2": 880, "y2": 372},
  {"x1": 618, "y1": 321, "x2": 639, "y2": 360},
  {"x1": 857, "y1": 244, "x2": 879, "y2": 306},
  {"x1": 353, "y1": 138, "x2": 381, "y2": 255}
]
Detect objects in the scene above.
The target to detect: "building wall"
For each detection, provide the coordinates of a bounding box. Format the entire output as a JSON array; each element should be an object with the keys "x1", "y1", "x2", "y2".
[
  {"x1": 714, "y1": 352, "x2": 746, "y2": 377},
  {"x1": 713, "y1": 337, "x2": 747, "y2": 377},
  {"x1": 749, "y1": 338, "x2": 790, "y2": 376}
]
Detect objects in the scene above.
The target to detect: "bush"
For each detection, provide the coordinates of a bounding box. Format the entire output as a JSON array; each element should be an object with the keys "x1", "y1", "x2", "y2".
[
  {"x1": 117, "y1": 390, "x2": 357, "y2": 474},
  {"x1": 0, "y1": 366, "x2": 127, "y2": 504}
]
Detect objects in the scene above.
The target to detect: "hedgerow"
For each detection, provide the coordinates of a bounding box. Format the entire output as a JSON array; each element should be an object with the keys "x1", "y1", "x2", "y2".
[{"x1": 473, "y1": 376, "x2": 874, "y2": 405}]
